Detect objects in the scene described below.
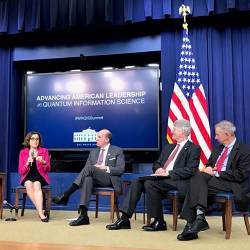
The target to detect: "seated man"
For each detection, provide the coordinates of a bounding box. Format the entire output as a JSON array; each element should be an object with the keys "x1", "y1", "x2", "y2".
[
  {"x1": 177, "y1": 120, "x2": 250, "y2": 241},
  {"x1": 106, "y1": 119, "x2": 201, "y2": 231},
  {"x1": 52, "y1": 129, "x2": 125, "y2": 226}
]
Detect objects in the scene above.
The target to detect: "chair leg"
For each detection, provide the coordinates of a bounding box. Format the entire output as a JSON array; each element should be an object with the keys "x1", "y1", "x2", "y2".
[
  {"x1": 15, "y1": 190, "x2": 19, "y2": 216},
  {"x1": 243, "y1": 214, "x2": 250, "y2": 235},
  {"x1": 46, "y1": 190, "x2": 51, "y2": 217},
  {"x1": 21, "y1": 193, "x2": 27, "y2": 216},
  {"x1": 110, "y1": 193, "x2": 115, "y2": 223},
  {"x1": 95, "y1": 194, "x2": 99, "y2": 218},
  {"x1": 172, "y1": 196, "x2": 178, "y2": 231},
  {"x1": 224, "y1": 200, "x2": 232, "y2": 239},
  {"x1": 43, "y1": 193, "x2": 46, "y2": 212},
  {"x1": 143, "y1": 192, "x2": 146, "y2": 224},
  {"x1": 222, "y1": 212, "x2": 226, "y2": 231}
]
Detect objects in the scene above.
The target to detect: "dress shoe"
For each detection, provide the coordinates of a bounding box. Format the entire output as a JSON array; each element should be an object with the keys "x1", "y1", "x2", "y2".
[
  {"x1": 106, "y1": 218, "x2": 131, "y2": 230},
  {"x1": 177, "y1": 231, "x2": 198, "y2": 241},
  {"x1": 52, "y1": 194, "x2": 69, "y2": 205},
  {"x1": 69, "y1": 215, "x2": 90, "y2": 226},
  {"x1": 40, "y1": 216, "x2": 49, "y2": 222},
  {"x1": 142, "y1": 220, "x2": 167, "y2": 231},
  {"x1": 188, "y1": 217, "x2": 209, "y2": 233},
  {"x1": 44, "y1": 211, "x2": 50, "y2": 219}
]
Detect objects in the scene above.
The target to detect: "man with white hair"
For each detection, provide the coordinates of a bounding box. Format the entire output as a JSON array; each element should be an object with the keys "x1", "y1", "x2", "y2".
[
  {"x1": 177, "y1": 120, "x2": 250, "y2": 241},
  {"x1": 106, "y1": 119, "x2": 201, "y2": 231}
]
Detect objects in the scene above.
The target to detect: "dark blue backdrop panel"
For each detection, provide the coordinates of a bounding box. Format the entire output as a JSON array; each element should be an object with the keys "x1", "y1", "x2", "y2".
[
  {"x1": 26, "y1": 68, "x2": 160, "y2": 150},
  {"x1": 161, "y1": 26, "x2": 250, "y2": 146},
  {"x1": 8, "y1": 172, "x2": 151, "y2": 212},
  {"x1": 13, "y1": 35, "x2": 161, "y2": 61},
  {"x1": 0, "y1": 48, "x2": 12, "y2": 173}
]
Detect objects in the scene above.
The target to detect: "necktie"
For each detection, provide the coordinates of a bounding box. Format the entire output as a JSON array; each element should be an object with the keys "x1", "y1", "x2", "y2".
[
  {"x1": 97, "y1": 149, "x2": 105, "y2": 165},
  {"x1": 216, "y1": 146, "x2": 229, "y2": 172},
  {"x1": 163, "y1": 144, "x2": 180, "y2": 170}
]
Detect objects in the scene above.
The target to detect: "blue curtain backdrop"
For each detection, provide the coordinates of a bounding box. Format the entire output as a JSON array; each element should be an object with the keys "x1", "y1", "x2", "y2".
[
  {"x1": 161, "y1": 25, "x2": 250, "y2": 145},
  {"x1": 0, "y1": 0, "x2": 250, "y2": 174},
  {"x1": 0, "y1": 0, "x2": 250, "y2": 33},
  {"x1": 0, "y1": 49, "x2": 12, "y2": 173}
]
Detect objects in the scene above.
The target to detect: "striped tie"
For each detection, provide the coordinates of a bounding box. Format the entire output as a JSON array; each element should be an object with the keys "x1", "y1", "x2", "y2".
[{"x1": 162, "y1": 144, "x2": 180, "y2": 170}]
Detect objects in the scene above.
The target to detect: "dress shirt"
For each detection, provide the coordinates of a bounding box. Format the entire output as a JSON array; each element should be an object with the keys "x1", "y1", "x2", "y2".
[
  {"x1": 215, "y1": 138, "x2": 236, "y2": 177},
  {"x1": 166, "y1": 138, "x2": 189, "y2": 172},
  {"x1": 98, "y1": 143, "x2": 110, "y2": 173}
]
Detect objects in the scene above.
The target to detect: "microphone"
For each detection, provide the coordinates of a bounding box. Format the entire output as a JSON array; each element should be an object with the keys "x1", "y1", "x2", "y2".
[
  {"x1": 29, "y1": 149, "x2": 35, "y2": 166},
  {"x1": 3, "y1": 200, "x2": 17, "y2": 211}
]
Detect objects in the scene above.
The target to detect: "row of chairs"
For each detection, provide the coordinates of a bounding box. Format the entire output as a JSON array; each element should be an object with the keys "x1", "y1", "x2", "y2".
[{"x1": 14, "y1": 183, "x2": 250, "y2": 240}]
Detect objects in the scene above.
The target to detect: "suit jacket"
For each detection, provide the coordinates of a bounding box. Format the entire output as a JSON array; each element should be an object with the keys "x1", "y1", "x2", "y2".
[
  {"x1": 83, "y1": 145, "x2": 125, "y2": 195},
  {"x1": 152, "y1": 141, "x2": 201, "y2": 195},
  {"x1": 18, "y1": 147, "x2": 51, "y2": 184},
  {"x1": 206, "y1": 141, "x2": 250, "y2": 205}
]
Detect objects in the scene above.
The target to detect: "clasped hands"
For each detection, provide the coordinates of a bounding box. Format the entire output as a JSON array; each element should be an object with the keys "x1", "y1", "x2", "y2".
[
  {"x1": 203, "y1": 166, "x2": 217, "y2": 176},
  {"x1": 95, "y1": 164, "x2": 107, "y2": 171}
]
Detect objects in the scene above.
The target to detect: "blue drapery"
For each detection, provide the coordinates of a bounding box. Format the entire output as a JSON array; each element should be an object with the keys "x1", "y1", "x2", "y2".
[
  {"x1": 161, "y1": 25, "x2": 250, "y2": 144},
  {"x1": 1, "y1": 0, "x2": 250, "y2": 174},
  {"x1": 0, "y1": 49, "x2": 11, "y2": 172},
  {"x1": 0, "y1": 0, "x2": 250, "y2": 34}
]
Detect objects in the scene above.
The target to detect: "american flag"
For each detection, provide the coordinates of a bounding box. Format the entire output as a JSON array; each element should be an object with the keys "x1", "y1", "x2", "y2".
[{"x1": 166, "y1": 30, "x2": 211, "y2": 167}]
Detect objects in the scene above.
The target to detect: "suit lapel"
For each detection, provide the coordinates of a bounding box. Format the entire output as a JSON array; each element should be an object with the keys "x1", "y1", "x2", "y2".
[
  {"x1": 173, "y1": 141, "x2": 191, "y2": 167},
  {"x1": 226, "y1": 141, "x2": 240, "y2": 169},
  {"x1": 95, "y1": 147, "x2": 101, "y2": 163},
  {"x1": 213, "y1": 145, "x2": 224, "y2": 166},
  {"x1": 105, "y1": 145, "x2": 113, "y2": 165}
]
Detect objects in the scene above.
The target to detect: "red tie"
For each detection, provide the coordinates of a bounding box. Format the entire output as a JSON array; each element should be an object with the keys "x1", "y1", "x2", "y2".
[
  {"x1": 216, "y1": 146, "x2": 229, "y2": 172},
  {"x1": 163, "y1": 144, "x2": 180, "y2": 170}
]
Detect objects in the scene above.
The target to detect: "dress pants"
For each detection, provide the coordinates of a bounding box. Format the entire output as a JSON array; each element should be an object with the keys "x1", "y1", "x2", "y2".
[
  {"x1": 119, "y1": 179, "x2": 145, "y2": 218},
  {"x1": 73, "y1": 164, "x2": 112, "y2": 207},
  {"x1": 181, "y1": 172, "x2": 233, "y2": 222},
  {"x1": 144, "y1": 178, "x2": 186, "y2": 220}
]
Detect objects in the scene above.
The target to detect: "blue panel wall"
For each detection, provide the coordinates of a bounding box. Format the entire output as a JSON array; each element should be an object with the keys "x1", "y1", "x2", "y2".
[
  {"x1": 8, "y1": 169, "x2": 171, "y2": 213},
  {"x1": 13, "y1": 35, "x2": 160, "y2": 61}
]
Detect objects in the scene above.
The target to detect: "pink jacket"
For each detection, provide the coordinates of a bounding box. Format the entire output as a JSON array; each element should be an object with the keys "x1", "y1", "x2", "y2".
[{"x1": 18, "y1": 147, "x2": 51, "y2": 184}]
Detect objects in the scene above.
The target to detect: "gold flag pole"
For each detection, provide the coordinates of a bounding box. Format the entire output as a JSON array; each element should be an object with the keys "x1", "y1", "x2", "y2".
[{"x1": 179, "y1": 4, "x2": 190, "y2": 31}]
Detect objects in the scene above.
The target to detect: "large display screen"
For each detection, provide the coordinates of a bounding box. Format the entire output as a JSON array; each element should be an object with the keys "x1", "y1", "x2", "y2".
[{"x1": 25, "y1": 67, "x2": 160, "y2": 150}]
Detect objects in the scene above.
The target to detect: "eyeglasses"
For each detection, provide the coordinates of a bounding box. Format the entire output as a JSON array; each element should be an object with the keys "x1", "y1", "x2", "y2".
[{"x1": 30, "y1": 138, "x2": 39, "y2": 141}]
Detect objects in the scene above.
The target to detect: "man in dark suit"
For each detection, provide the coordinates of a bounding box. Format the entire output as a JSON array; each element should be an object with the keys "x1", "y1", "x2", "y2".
[
  {"x1": 106, "y1": 119, "x2": 201, "y2": 231},
  {"x1": 177, "y1": 120, "x2": 250, "y2": 241},
  {"x1": 52, "y1": 129, "x2": 125, "y2": 226}
]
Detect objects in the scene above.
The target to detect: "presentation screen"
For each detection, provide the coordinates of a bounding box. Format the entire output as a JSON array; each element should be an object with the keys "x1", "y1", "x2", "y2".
[{"x1": 25, "y1": 67, "x2": 160, "y2": 150}]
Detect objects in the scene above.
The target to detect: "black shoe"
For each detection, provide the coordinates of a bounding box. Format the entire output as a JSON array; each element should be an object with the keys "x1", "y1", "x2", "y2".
[
  {"x1": 177, "y1": 231, "x2": 198, "y2": 241},
  {"x1": 143, "y1": 220, "x2": 167, "y2": 231},
  {"x1": 52, "y1": 194, "x2": 69, "y2": 205},
  {"x1": 188, "y1": 217, "x2": 209, "y2": 233},
  {"x1": 106, "y1": 218, "x2": 131, "y2": 230},
  {"x1": 40, "y1": 216, "x2": 49, "y2": 222},
  {"x1": 69, "y1": 215, "x2": 90, "y2": 226},
  {"x1": 177, "y1": 222, "x2": 192, "y2": 234},
  {"x1": 44, "y1": 211, "x2": 50, "y2": 220}
]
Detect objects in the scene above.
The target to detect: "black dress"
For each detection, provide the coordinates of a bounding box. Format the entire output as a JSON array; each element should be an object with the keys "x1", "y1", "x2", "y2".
[{"x1": 21, "y1": 160, "x2": 48, "y2": 186}]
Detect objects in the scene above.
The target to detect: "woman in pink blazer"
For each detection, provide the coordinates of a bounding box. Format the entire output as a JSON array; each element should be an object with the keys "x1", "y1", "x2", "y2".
[{"x1": 18, "y1": 131, "x2": 51, "y2": 222}]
